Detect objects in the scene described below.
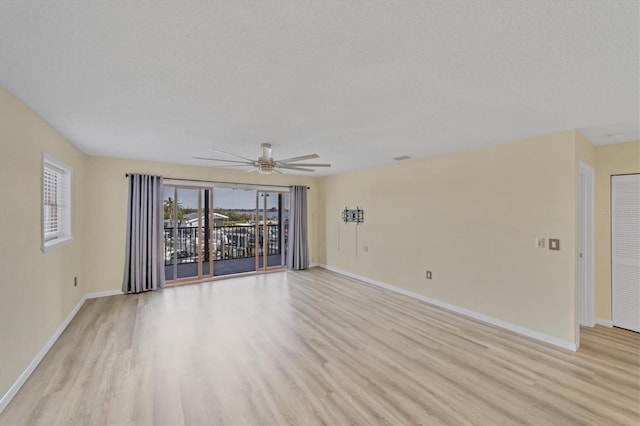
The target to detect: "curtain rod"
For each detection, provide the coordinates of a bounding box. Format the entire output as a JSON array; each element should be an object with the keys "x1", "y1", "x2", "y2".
[{"x1": 124, "y1": 174, "x2": 310, "y2": 190}]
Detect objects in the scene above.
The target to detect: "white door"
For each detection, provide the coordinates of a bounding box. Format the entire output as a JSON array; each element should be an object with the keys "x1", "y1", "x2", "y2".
[{"x1": 612, "y1": 174, "x2": 640, "y2": 332}]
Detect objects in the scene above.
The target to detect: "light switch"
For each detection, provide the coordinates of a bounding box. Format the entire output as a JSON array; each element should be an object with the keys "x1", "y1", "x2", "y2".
[{"x1": 549, "y1": 238, "x2": 560, "y2": 251}]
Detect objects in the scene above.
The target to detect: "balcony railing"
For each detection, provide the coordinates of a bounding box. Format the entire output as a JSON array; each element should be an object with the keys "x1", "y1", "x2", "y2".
[{"x1": 164, "y1": 224, "x2": 285, "y2": 266}]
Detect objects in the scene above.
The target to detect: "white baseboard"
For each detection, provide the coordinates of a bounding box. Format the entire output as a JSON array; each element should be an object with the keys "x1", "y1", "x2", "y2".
[
  {"x1": 318, "y1": 264, "x2": 577, "y2": 352},
  {"x1": 308, "y1": 262, "x2": 321, "y2": 268},
  {"x1": 0, "y1": 287, "x2": 123, "y2": 415},
  {"x1": 595, "y1": 318, "x2": 613, "y2": 327},
  {"x1": 85, "y1": 289, "x2": 124, "y2": 299},
  {"x1": 0, "y1": 294, "x2": 87, "y2": 414}
]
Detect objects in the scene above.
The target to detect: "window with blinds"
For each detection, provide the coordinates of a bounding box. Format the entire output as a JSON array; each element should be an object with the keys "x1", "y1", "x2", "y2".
[{"x1": 42, "y1": 155, "x2": 72, "y2": 252}]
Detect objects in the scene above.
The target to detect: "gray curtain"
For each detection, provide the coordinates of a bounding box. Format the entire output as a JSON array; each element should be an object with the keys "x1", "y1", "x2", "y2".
[
  {"x1": 122, "y1": 174, "x2": 165, "y2": 293},
  {"x1": 287, "y1": 185, "x2": 309, "y2": 270}
]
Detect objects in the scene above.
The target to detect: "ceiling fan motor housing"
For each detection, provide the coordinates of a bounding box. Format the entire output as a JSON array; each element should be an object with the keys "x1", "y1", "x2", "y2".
[
  {"x1": 256, "y1": 143, "x2": 276, "y2": 175},
  {"x1": 258, "y1": 143, "x2": 276, "y2": 173},
  {"x1": 258, "y1": 162, "x2": 275, "y2": 174}
]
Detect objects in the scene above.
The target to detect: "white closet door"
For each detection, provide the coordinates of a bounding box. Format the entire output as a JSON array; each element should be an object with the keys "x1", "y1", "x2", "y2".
[{"x1": 612, "y1": 174, "x2": 640, "y2": 332}]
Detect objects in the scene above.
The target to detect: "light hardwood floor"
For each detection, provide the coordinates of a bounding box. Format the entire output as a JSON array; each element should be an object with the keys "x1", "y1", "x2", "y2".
[{"x1": 1, "y1": 268, "x2": 639, "y2": 425}]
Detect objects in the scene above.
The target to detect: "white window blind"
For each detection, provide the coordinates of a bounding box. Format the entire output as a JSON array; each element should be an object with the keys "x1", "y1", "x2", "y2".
[{"x1": 42, "y1": 155, "x2": 72, "y2": 251}]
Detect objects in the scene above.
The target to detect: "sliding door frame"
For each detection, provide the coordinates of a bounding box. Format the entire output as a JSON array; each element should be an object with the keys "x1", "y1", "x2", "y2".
[
  {"x1": 165, "y1": 184, "x2": 214, "y2": 285},
  {"x1": 255, "y1": 190, "x2": 288, "y2": 272},
  {"x1": 163, "y1": 179, "x2": 290, "y2": 284}
]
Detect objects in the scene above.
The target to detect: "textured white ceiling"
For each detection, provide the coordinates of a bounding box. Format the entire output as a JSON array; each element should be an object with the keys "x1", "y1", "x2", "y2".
[{"x1": 0, "y1": 0, "x2": 638, "y2": 176}]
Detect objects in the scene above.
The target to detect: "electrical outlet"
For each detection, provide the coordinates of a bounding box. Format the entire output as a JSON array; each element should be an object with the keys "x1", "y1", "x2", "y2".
[
  {"x1": 536, "y1": 237, "x2": 545, "y2": 248},
  {"x1": 363, "y1": 246, "x2": 368, "y2": 252},
  {"x1": 426, "y1": 270, "x2": 432, "y2": 279},
  {"x1": 74, "y1": 276, "x2": 78, "y2": 287}
]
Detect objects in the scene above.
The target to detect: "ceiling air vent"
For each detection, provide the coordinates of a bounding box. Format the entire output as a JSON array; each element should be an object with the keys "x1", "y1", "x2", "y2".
[{"x1": 392, "y1": 155, "x2": 411, "y2": 161}]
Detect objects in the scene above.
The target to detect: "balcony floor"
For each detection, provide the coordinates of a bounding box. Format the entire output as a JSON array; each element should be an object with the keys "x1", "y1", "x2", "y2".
[{"x1": 165, "y1": 254, "x2": 285, "y2": 281}]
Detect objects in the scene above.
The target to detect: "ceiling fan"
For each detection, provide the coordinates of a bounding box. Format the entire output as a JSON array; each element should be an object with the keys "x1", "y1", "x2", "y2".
[{"x1": 194, "y1": 143, "x2": 331, "y2": 174}]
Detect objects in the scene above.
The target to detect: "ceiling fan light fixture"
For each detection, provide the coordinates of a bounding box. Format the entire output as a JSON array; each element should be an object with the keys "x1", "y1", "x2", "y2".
[{"x1": 258, "y1": 163, "x2": 275, "y2": 174}]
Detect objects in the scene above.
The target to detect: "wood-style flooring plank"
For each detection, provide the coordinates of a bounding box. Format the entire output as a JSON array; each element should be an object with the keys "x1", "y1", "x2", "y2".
[{"x1": 1, "y1": 268, "x2": 638, "y2": 425}]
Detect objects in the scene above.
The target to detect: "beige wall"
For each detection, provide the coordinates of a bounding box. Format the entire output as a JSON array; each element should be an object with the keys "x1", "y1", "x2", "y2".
[
  {"x1": 321, "y1": 131, "x2": 579, "y2": 344},
  {"x1": 84, "y1": 157, "x2": 322, "y2": 293},
  {"x1": 0, "y1": 86, "x2": 87, "y2": 398},
  {"x1": 575, "y1": 131, "x2": 596, "y2": 166},
  {"x1": 594, "y1": 141, "x2": 640, "y2": 320}
]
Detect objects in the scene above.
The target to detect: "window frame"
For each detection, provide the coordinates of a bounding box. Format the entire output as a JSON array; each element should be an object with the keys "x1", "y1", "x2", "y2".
[{"x1": 42, "y1": 154, "x2": 73, "y2": 252}]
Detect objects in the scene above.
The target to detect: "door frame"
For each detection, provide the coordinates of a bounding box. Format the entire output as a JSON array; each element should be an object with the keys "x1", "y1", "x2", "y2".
[
  {"x1": 255, "y1": 190, "x2": 289, "y2": 272},
  {"x1": 577, "y1": 161, "x2": 595, "y2": 329},
  {"x1": 164, "y1": 184, "x2": 214, "y2": 285},
  {"x1": 163, "y1": 179, "x2": 291, "y2": 283}
]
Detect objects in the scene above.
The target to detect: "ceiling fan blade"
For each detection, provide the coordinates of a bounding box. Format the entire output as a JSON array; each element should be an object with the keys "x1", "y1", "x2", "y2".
[
  {"x1": 283, "y1": 163, "x2": 331, "y2": 167},
  {"x1": 278, "y1": 165, "x2": 316, "y2": 172},
  {"x1": 193, "y1": 157, "x2": 254, "y2": 165},
  {"x1": 277, "y1": 154, "x2": 319, "y2": 164},
  {"x1": 208, "y1": 149, "x2": 256, "y2": 162},
  {"x1": 245, "y1": 168, "x2": 258, "y2": 173},
  {"x1": 194, "y1": 163, "x2": 253, "y2": 169},
  {"x1": 273, "y1": 168, "x2": 284, "y2": 174}
]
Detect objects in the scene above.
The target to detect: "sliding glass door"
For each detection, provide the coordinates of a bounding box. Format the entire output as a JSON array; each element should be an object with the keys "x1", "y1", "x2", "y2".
[
  {"x1": 163, "y1": 183, "x2": 289, "y2": 283},
  {"x1": 212, "y1": 187, "x2": 258, "y2": 277},
  {"x1": 163, "y1": 186, "x2": 213, "y2": 283},
  {"x1": 256, "y1": 191, "x2": 289, "y2": 271}
]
